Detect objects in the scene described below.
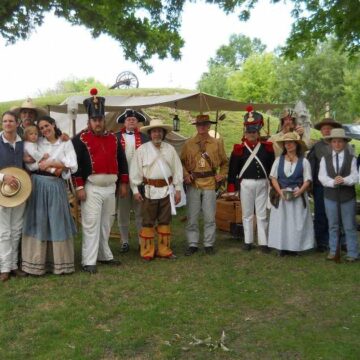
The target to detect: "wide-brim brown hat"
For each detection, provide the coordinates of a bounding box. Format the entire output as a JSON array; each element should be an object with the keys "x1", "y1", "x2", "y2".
[
  {"x1": 140, "y1": 118, "x2": 173, "y2": 134},
  {"x1": 191, "y1": 114, "x2": 216, "y2": 125},
  {"x1": 276, "y1": 131, "x2": 307, "y2": 153},
  {"x1": 0, "y1": 167, "x2": 32, "y2": 208},
  {"x1": 11, "y1": 98, "x2": 48, "y2": 119},
  {"x1": 314, "y1": 118, "x2": 342, "y2": 130},
  {"x1": 324, "y1": 128, "x2": 351, "y2": 142}
]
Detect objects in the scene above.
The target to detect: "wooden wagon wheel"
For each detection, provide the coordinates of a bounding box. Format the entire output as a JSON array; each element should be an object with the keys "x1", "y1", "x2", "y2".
[{"x1": 115, "y1": 71, "x2": 139, "y2": 89}]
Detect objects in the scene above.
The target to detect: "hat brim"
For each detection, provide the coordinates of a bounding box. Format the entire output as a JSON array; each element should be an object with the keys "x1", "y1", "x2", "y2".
[
  {"x1": 324, "y1": 135, "x2": 351, "y2": 142},
  {"x1": 140, "y1": 124, "x2": 173, "y2": 134},
  {"x1": 0, "y1": 167, "x2": 32, "y2": 208},
  {"x1": 11, "y1": 106, "x2": 48, "y2": 119},
  {"x1": 314, "y1": 120, "x2": 342, "y2": 130},
  {"x1": 191, "y1": 121, "x2": 216, "y2": 125},
  {"x1": 276, "y1": 139, "x2": 308, "y2": 153}
]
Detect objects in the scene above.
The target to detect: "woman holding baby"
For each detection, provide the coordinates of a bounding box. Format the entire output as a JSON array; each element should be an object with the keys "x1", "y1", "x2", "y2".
[{"x1": 22, "y1": 116, "x2": 78, "y2": 275}]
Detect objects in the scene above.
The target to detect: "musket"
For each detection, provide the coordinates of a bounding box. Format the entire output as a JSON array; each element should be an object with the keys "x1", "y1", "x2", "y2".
[{"x1": 334, "y1": 184, "x2": 342, "y2": 263}]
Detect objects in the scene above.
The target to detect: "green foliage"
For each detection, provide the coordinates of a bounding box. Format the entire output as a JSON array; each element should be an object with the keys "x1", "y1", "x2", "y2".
[
  {"x1": 227, "y1": 53, "x2": 279, "y2": 103},
  {"x1": 42, "y1": 77, "x2": 108, "y2": 96},
  {"x1": 197, "y1": 64, "x2": 233, "y2": 98},
  {"x1": 275, "y1": 42, "x2": 348, "y2": 122},
  {"x1": 208, "y1": 34, "x2": 266, "y2": 69},
  {"x1": 0, "y1": 0, "x2": 185, "y2": 72}
]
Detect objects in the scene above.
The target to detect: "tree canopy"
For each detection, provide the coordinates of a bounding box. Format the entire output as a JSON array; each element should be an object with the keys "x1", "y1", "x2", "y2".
[{"x1": 2, "y1": 1, "x2": 359, "y2": 72}]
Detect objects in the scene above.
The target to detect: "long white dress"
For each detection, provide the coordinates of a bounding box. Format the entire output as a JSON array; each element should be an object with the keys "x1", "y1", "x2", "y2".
[{"x1": 268, "y1": 157, "x2": 315, "y2": 251}]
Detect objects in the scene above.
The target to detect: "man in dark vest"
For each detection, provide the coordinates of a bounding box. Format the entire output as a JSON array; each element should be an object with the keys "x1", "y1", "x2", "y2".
[
  {"x1": 227, "y1": 106, "x2": 275, "y2": 252},
  {"x1": 318, "y1": 128, "x2": 359, "y2": 262},
  {"x1": 0, "y1": 111, "x2": 27, "y2": 281},
  {"x1": 307, "y1": 118, "x2": 342, "y2": 252},
  {"x1": 115, "y1": 109, "x2": 149, "y2": 253}
]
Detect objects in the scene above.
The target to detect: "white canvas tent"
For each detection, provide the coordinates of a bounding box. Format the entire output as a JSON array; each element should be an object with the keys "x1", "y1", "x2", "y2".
[{"x1": 48, "y1": 91, "x2": 285, "y2": 136}]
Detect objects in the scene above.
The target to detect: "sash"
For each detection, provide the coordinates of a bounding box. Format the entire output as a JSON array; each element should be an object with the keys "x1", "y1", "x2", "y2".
[{"x1": 148, "y1": 143, "x2": 177, "y2": 215}]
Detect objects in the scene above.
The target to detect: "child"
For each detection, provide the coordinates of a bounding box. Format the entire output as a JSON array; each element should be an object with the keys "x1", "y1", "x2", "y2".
[
  {"x1": 23, "y1": 126, "x2": 62, "y2": 176},
  {"x1": 318, "y1": 128, "x2": 359, "y2": 262}
]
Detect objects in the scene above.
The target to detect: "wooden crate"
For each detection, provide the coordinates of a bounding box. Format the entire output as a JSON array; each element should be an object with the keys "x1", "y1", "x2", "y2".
[{"x1": 216, "y1": 199, "x2": 242, "y2": 232}]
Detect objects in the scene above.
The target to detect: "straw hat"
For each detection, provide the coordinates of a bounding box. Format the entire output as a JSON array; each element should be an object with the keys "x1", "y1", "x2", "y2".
[
  {"x1": 324, "y1": 128, "x2": 351, "y2": 142},
  {"x1": 11, "y1": 98, "x2": 48, "y2": 118},
  {"x1": 314, "y1": 118, "x2": 342, "y2": 130},
  {"x1": 140, "y1": 118, "x2": 173, "y2": 134},
  {"x1": 0, "y1": 167, "x2": 32, "y2": 208},
  {"x1": 276, "y1": 131, "x2": 307, "y2": 153},
  {"x1": 208, "y1": 129, "x2": 221, "y2": 139},
  {"x1": 191, "y1": 114, "x2": 216, "y2": 125}
]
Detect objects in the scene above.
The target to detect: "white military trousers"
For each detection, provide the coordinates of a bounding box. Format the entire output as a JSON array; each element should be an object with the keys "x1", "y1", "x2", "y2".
[
  {"x1": 81, "y1": 182, "x2": 116, "y2": 266},
  {"x1": 0, "y1": 203, "x2": 25, "y2": 273},
  {"x1": 240, "y1": 179, "x2": 268, "y2": 245},
  {"x1": 117, "y1": 185, "x2": 142, "y2": 244}
]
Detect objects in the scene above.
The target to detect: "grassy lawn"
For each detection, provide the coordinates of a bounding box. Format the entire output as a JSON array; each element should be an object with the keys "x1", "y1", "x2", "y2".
[{"x1": 0, "y1": 207, "x2": 359, "y2": 360}]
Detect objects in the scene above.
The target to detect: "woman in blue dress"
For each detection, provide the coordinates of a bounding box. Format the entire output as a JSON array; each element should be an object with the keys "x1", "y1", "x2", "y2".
[
  {"x1": 22, "y1": 116, "x2": 78, "y2": 275},
  {"x1": 268, "y1": 132, "x2": 314, "y2": 255}
]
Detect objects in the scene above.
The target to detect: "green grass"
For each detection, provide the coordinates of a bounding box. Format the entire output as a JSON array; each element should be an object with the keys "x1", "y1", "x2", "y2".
[{"x1": 0, "y1": 208, "x2": 359, "y2": 359}]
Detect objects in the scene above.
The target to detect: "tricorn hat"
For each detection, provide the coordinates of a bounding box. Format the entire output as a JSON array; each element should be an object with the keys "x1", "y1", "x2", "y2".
[
  {"x1": 140, "y1": 118, "x2": 173, "y2": 134},
  {"x1": 116, "y1": 109, "x2": 146, "y2": 124},
  {"x1": 324, "y1": 128, "x2": 351, "y2": 142},
  {"x1": 191, "y1": 114, "x2": 216, "y2": 125},
  {"x1": 83, "y1": 88, "x2": 105, "y2": 118},
  {"x1": 244, "y1": 105, "x2": 264, "y2": 132},
  {"x1": 276, "y1": 131, "x2": 307, "y2": 153},
  {"x1": 0, "y1": 167, "x2": 32, "y2": 208},
  {"x1": 314, "y1": 118, "x2": 342, "y2": 130},
  {"x1": 11, "y1": 98, "x2": 48, "y2": 119}
]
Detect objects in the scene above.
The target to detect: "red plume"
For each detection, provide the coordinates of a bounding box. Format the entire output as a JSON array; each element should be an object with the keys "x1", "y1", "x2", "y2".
[
  {"x1": 246, "y1": 105, "x2": 254, "y2": 113},
  {"x1": 90, "y1": 88, "x2": 98, "y2": 96}
]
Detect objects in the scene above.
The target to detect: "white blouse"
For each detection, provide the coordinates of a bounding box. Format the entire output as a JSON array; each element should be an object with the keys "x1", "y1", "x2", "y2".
[{"x1": 26, "y1": 138, "x2": 78, "y2": 179}]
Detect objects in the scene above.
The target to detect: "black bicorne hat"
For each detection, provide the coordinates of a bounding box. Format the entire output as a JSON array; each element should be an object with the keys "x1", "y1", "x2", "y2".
[
  {"x1": 117, "y1": 109, "x2": 146, "y2": 124},
  {"x1": 83, "y1": 88, "x2": 105, "y2": 118}
]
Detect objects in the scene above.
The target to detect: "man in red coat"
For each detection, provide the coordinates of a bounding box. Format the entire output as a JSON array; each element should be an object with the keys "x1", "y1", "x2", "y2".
[{"x1": 72, "y1": 89, "x2": 128, "y2": 274}]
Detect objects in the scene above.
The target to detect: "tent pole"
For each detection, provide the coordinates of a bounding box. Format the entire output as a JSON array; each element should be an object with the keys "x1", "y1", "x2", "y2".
[{"x1": 215, "y1": 110, "x2": 219, "y2": 138}]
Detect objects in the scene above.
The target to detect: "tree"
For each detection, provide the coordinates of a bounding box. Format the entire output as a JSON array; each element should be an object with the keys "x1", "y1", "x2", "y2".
[
  {"x1": 197, "y1": 65, "x2": 233, "y2": 98},
  {"x1": 0, "y1": 0, "x2": 185, "y2": 72},
  {"x1": 275, "y1": 42, "x2": 348, "y2": 122},
  {"x1": 226, "y1": 53, "x2": 279, "y2": 103},
  {"x1": 209, "y1": 34, "x2": 266, "y2": 69},
  {"x1": 212, "y1": 0, "x2": 360, "y2": 59}
]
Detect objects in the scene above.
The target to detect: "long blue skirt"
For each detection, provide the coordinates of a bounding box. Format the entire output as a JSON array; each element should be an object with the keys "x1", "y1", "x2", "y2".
[
  {"x1": 22, "y1": 175, "x2": 76, "y2": 275},
  {"x1": 23, "y1": 175, "x2": 76, "y2": 241}
]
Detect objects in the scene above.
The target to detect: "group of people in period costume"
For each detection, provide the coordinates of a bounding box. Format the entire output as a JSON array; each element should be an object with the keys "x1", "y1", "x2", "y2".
[{"x1": 0, "y1": 91, "x2": 359, "y2": 281}]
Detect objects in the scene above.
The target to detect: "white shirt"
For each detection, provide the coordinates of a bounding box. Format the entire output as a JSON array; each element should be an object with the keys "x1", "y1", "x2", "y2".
[
  {"x1": 0, "y1": 132, "x2": 22, "y2": 182},
  {"x1": 130, "y1": 141, "x2": 183, "y2": 199},
  {"x1": 26, "y1": 137, "x2": 78, "y2": 179},
  {"x1": 318, "y1": 150, "x2": 358, "y2": 188},
  {"x1": 123, "y1": 132, "x2": 136, "y2": 163},
  {"x1": 24, "y1": 141, "x2": 43, "y2": 162}
]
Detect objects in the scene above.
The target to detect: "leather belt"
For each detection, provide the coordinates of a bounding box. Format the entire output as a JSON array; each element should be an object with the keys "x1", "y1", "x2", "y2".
[
  {"x1": 191, "y1": 171, "x2": 215, "y2": 179},
  {"x1": 143, "y1": 177, "x2": 173, "y2": 187}
]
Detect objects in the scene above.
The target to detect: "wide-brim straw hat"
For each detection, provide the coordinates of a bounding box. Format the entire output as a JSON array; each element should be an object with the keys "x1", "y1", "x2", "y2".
[
  {"x1": 314, "y1": 118, "x2": 342, "y2": 130},
  {"x1": 0, "y1": 167, "x2": 32, "y2": 208},
  {"x1": 11, "y1": 98, "x2": 48, "y2": 119},
  {"x1": 324, "y1": 128, "x2": 351, "y2": 142},
  {"x1": 276, "y1": 131, "x2": 307, "y2": 153},
  {"x1": 140, "y1": 118, "x2": 173, "y2": 134}
]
